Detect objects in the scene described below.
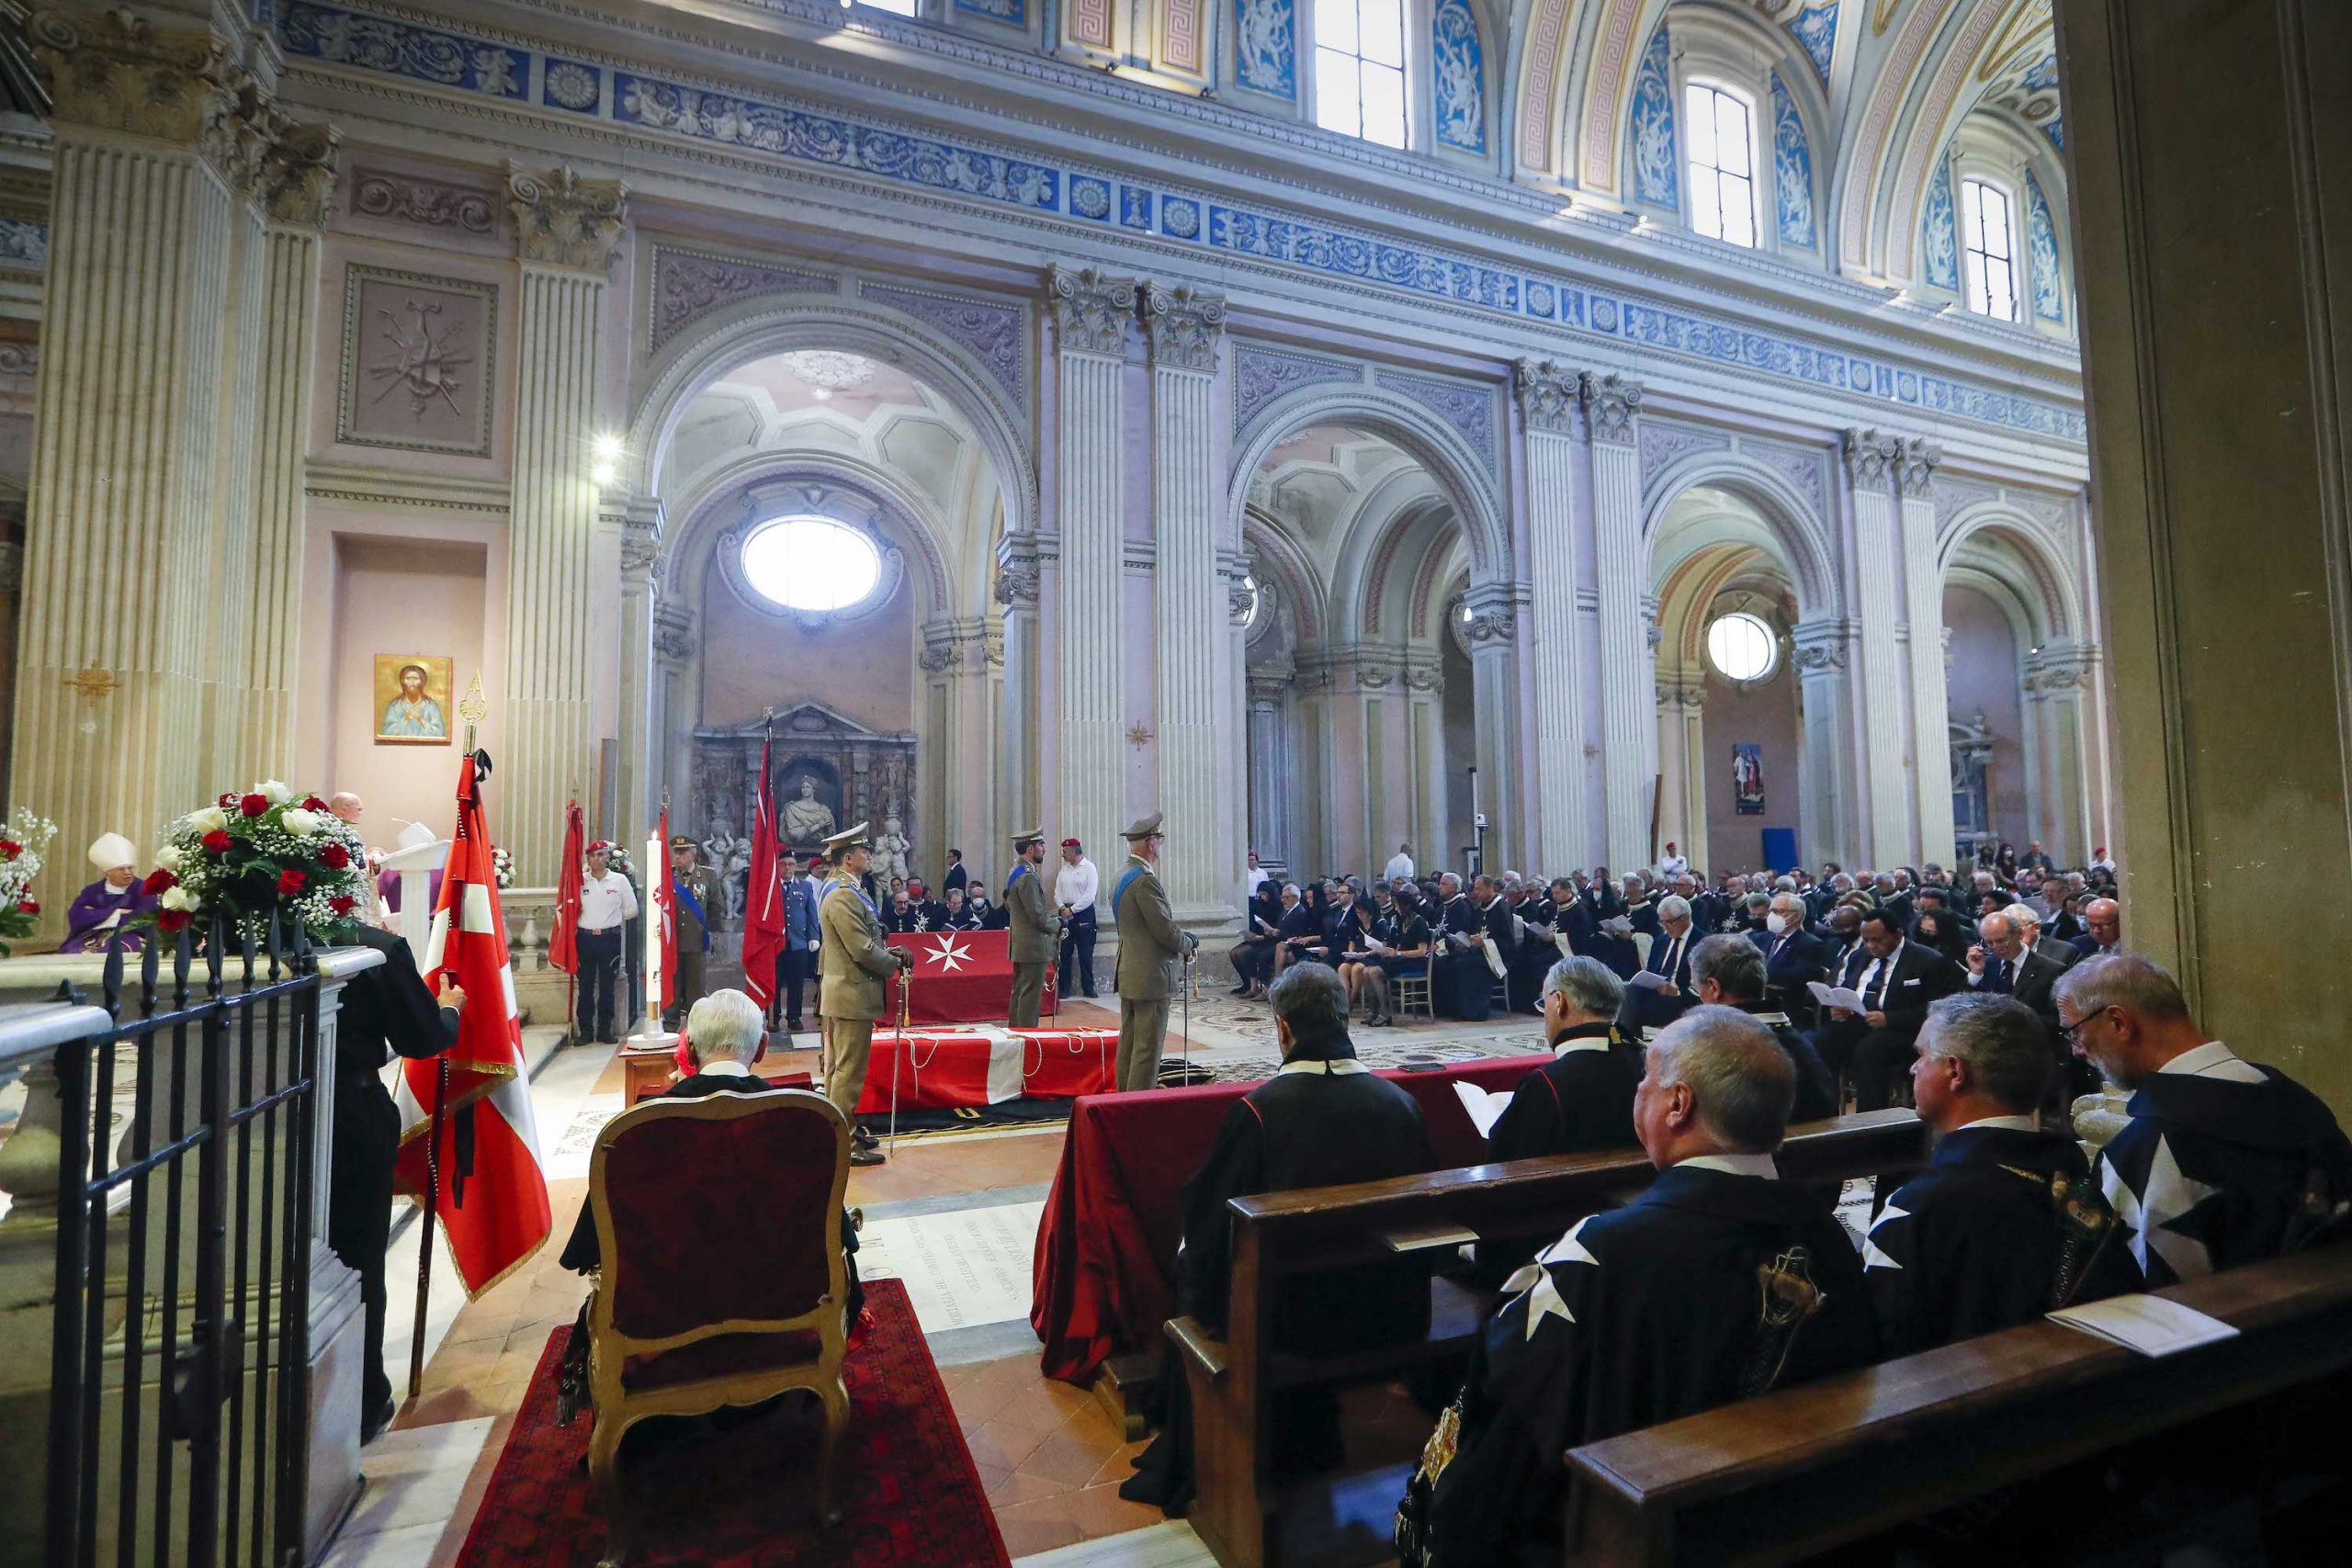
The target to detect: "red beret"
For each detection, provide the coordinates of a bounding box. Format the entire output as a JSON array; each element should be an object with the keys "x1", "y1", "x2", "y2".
[{"x1": 1061, "y1": 838, "x2": 1081, "y2": 849}]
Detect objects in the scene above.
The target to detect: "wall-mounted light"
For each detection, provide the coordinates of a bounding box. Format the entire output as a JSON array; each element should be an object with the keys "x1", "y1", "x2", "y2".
[{"x1": 590, "y1": 432, "x2": 622, "y2": 488}]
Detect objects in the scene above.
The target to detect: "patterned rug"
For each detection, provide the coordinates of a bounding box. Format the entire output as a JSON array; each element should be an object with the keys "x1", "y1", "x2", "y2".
[{"x1": 455, "y1": 1280, "x2": 1009, "y2": 1567}]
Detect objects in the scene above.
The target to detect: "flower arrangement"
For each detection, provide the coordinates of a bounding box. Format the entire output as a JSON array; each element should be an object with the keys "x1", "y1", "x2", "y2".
[
  {"x1": 141, "y1": 781, "x2": 370, "y2": 940},
  {"x1": 0, "y1": 806, "x2": 59, "y2": 956},
  {"x1": 604, "y1": 844, "x2": 635, "y2": 882},
  {"x1": 492, "y1": 846, "x2": 514, "y2": 890}
]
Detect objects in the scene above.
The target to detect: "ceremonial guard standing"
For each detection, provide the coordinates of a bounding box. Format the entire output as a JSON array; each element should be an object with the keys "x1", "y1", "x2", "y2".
[
  {"x1": 1005, "y1": 829, "x2": 1061, "y2": 1028},
  {"x1": 664, "y1": 835, "x2": 723, "y2": 1029},
  {"x1": 1113, "y1": 813, "x2": 1196, "y2": 1090},
  {"x1": 817, "y1": 823, "x2": 911, "y2": 1166}
]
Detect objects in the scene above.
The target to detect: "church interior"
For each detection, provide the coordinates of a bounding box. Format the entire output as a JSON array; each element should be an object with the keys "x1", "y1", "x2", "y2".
[{"x1": 4, "y1": 0, "x2": 2351, "y2": 1563}]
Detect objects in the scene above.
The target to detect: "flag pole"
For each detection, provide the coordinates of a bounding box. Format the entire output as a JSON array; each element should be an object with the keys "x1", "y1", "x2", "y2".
[
  {"x1": 410, "y1": 682, "x2": 484, "y2": 1404},
  {"x1": 564, "y1": 782, "x2": 579, "y2": 1043},
  {"x1": 890, "y1": 958, "x2": 909, "y2": 1153}
]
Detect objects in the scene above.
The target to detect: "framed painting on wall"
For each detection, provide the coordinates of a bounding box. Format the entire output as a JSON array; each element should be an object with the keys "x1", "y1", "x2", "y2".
[
  {"x1": 376, "y1": 655, "x2": 455, "y2": 744},
  {"x1": 1733, "y1": 743, "x2": 1766, "y2": 816}
]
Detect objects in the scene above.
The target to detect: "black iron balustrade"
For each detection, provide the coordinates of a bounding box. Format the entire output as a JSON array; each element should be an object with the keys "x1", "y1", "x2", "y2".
[{"x1": 33, "y1": 915, "x2": 323, "y2": 1568}]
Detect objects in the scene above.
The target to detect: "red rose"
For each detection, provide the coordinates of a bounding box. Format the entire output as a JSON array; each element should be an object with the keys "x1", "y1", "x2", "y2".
[
  {"x1": 143, "y1": 869, "x2": 178, "y2": 894},
  {"x1": 158, "y1": 908, "x2": 192, "y2": 933},
  {"x1": 329, "y1": 895, "x2": 356, "y2": 915},
  {"x1": 218, "y1": 793, "x2": 238, "y2": 809},
  {"x1": 320, "y1": 843, "x2": 350, "y2": 869},
  {"x1": 17, "y1": 899, "x2": 37, "y2": 915},
  {"x1": 240, "y1": 794, "x2": 268, "y2": 818},
  {"x1": 277, "y1": 868, "x2": 307, "y2": 897},
  {"x1": 304, "y1": 795, "x2": 327, "y2": 812},
  {"x1": 201, "y1": 829, "x2": 232, "y2": 854},
  {"x1": 0, "y1": 840, "x2": 19, "y2": 859}
]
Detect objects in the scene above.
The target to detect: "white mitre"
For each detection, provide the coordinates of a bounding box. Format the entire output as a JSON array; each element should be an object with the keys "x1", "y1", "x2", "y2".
[{"x1": 87, "y1": 832, "x2": 136, "y2": 873}]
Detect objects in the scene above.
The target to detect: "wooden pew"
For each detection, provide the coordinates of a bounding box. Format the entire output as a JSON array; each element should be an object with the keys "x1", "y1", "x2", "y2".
[
  {"x1": 1167, "y1": 1110, "x2": 1929, "y2": 1568},
  {"x1": 1564, "y1": 1242, "x2": 2352, "y2": 1566}
]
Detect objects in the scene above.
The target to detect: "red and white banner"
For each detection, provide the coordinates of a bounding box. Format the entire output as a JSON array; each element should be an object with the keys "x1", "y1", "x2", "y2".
[
  {"x1": 885, "y1": 928, "x2": 1058, "y2": 1025},
  {"x1": 854, "y1": 1026, "x2": 1116, "y2": 1114},
  {"x1": 393, "y1": 753, "x2": 551, "y2": 1298},
  {"x1": 740, "y1": 737, "x2": 785, "y2": 1010}
]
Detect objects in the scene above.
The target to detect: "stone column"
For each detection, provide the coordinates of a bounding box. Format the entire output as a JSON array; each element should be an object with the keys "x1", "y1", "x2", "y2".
[
  {"x1": 1461, "y1": 584, "x2": 1528, "y2": 874},
  {"x1": 1792, "y1": 618, "x2": 1855, "y2": 869},
  {"x1": 503, "y1": 164, "x2": 627, "y2": 883},
  {"x1": 1896, "y1": 438, "x2": 1953, "y2": 868},
  {"x1": 650, "y1": 601, "x2": 692, "y2": 832},
  {"x1": 1141, "y1": 282, "x2": 1232, "y2": 919},
  {"x1": 1842, "y1": 429, "x2": 1915, "y2": 869},
  {"x1": 1045, "y1": 266, "x2": 1136, "y2": 871},
  {"x1": 995, "y1": 535, "x2": 1043, "y2": 849},
  {"x1": 1245, "y1": 668, "x2": 1290, "y2": 870},
  {"x1": 1585, "y1": 371, "x2": 1653, "y2": 873},
  {"x1": 1517, "y1": 359, "x2": 1589, "y2": 872},
  {"x1": 1406, "y1": 655, "x2": 1448, "y2": 864},
  {"x1": 243, "y1": 120, "x2": 341, "y2": 782},
  {"x1": 613, "y1": 496, "x2": 663, "y2": 853},
  {"x1": 9, "y1": 12, "x2": 252, "y2": 937},
  {"x1": 1655, "y1": 679, "x2": 1708, "y2": 872},
  {"x1": 2023, "y1": 645, "x2": 2097, "y2": 866}
]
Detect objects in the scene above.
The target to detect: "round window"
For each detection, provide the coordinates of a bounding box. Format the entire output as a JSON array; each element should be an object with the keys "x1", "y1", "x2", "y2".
[
  {"x1": 1705, "y1": 611, "x2": 1779, "y2": 682},
  {"x1": 739, "y1": 516, "x2": 882, "y2": 612}
]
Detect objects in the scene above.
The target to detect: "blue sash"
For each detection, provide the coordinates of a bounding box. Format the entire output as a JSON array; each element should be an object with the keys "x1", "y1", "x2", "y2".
[
  {"x1": 1007, "y1": 863, "x2": 1032, "y2": 897},
  {"x1": 673, "y1": 877, "x2": 711, "y2": 953},
  {"x1": 1111, "y1": 864, "x2": 1148, "y2": 919},
  {"x1": 830, "y1": 877, "x2": 880, "y2": 922}
]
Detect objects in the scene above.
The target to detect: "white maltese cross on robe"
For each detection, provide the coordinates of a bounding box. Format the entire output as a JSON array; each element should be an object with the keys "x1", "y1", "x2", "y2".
[
  {"x1": 1504, "y1": 1216, "x2": 1601, "y2": 1341},
  {"x1": 2102, "y1": 1134, "x2": 2221, "y2": 1282}
]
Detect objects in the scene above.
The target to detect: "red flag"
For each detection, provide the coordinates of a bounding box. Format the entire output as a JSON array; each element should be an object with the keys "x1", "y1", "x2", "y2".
[
  {"x1": 548, "y1": 799, "x2": 584, "y2": 976},
  {"x1": 393, "y1": 753, "x2": 551, "y2": 1297},
  {"x1": 654, "y1": 807, "x2": 676, "y2": 1015},
  {"x1": 740, "y1": 739, "x2": 785, "y2": 1010}
]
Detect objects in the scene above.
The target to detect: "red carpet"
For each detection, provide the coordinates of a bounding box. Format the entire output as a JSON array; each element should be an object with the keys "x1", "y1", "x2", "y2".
[{"x1": 457, "y1": 1280, "x2": 1010, "y2": 1566}]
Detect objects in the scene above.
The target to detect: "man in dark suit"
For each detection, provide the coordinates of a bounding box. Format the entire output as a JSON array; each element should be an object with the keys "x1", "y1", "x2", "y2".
[
  {"x1": 943, "y1": 849, "x2": 968, "y2": 897},
  {"x1": 1747, "y1": 891, "x2": 1830, "y2": 1024},
  {"x1": 1616, "y1": 894, "x2": 1697, "y2": 1035},
  {"x1": 330, "y1": 923, "x2": 463, "y2": 1443},
  {"x1": 1825, "y1": 908, "x2": 1966, "y2": 1112},
  {"x1": 1691, "y1": 934, "x2": 1838, "y2": 1122},
  {"x1": 1965, "y1": 909, "x2": 2069, "y2": 1040},
  {"x1": 2071, "y1": 897, "x2": 2120, "y2": 963}
]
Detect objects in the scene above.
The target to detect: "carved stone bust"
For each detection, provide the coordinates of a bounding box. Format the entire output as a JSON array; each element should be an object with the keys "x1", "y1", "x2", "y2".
[{"x1": 783, "y1": 779, "x2": 836, "y2": 843}]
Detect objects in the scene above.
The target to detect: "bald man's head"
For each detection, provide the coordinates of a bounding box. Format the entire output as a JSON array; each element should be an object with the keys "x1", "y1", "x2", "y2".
[{"x1": 328, "y1": 793, "x2": 364, "y2": 824}]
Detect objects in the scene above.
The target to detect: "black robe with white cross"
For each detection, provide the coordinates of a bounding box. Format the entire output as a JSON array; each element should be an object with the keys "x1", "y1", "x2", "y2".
[
  {"x1": 2094, "y1": 1064, "x2": 2352, "y2": 1288},
  {"x1": 1864, "y1": 1123, "x2": 2135, "y2": 1357},
  {"x1": 1398, "y1": 1164, "x2": 1876, "y2": 1568}
]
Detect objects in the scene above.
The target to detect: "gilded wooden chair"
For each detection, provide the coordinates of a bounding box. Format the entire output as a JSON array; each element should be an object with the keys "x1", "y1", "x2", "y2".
[{"x1": 583, "y1": 1087, "x2": 853, "y2": 1563}]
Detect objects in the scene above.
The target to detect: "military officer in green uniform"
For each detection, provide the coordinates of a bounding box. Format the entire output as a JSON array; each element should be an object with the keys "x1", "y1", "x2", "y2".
[
  {"x1": 665, "y1": 835, "x2": 725, "y2": 1031},
  {"x1": 1113, "y1": 812, "x2": 1196, "y2": 1091},
  {"x1": 817, "y1": 822, "x2": 911, "y2": 1167},
  {"x1": 1004, "y1": 828, "x2": 1062, "y2": 1028}
]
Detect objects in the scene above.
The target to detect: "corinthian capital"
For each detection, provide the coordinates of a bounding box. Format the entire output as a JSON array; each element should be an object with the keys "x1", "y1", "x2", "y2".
[
  {"x1": 507, "y1": 163, "x2": 628, "y2": 272},
  {"x1": 1580, "y1": 371, "x2": 1643, "y2": 446},
  {"x1": 29, "y1": 8, "x2": 232, "y2": 145},
  {"x1": 1841, "y1": 427, "x2": 1907, "y2": 492},
  {"x1": 264, "y1": 120, "x2": 343, "y2": 228},
  {"x1": 1516, "y1": 358, "x2": 1580, "y2": 435},
  {"x1": 1896, "y1": 436, "x2": 1941, "y2": 499},
  {"x1": 1046, "y1": 265, "x2": 1137, "y2": 357},
  {"x1": 1140, "y1": 282, "x2": 1227, "y2": 372}
]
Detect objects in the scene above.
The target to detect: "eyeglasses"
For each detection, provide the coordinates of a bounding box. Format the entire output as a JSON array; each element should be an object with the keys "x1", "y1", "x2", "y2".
[{"x1": 2055, "y1": 1009, "x2": 2107, "y2": 1048}]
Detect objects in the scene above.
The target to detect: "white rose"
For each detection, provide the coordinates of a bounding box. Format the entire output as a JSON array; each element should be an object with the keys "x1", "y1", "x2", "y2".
[
  {"x1": 160, "y1": 886, "x2": 199, "y2": 912},
  {"x1": 280, "y1": 808, "x2": 319, "y2": 837},
  {"x1": 157, "y1": 845, "x2": 183, "y2": 874},
  {"x1": 257, "y1": 780, "x2": 293, "y2": 805},
  {"x1": 188, "y1": 807, "x2": 228, "y2": 834}
]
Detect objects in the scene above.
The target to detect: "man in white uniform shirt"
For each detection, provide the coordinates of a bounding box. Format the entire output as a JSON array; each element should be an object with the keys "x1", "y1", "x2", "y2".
[
  {"x1": 576, "y1": 840, "x2": 639, "y2": 1043},
  {"x1": 1384, "y1": 842, "x2": 1416, "y2": 884},
  {"x1": 1657, "y1": 841, "x2": 1689, "y2": 880},
  {"x1": 1056, "y1": 838, "x2": 1102, "y2": 998},
  {"x1": 1246, "y1": 851, "x2": 1270, "y2": 897}
]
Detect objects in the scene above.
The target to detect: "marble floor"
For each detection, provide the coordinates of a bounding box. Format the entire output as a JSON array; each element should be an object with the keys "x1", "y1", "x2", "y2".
[{"x1": 321, "y1": 991, "x2": 1555, "y2": 1567}]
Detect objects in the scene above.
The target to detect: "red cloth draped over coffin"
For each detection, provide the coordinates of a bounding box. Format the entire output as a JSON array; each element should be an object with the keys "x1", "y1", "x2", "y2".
[
  {"x1": 885, "y1": 930, "x2": 1057, "y2": 1025},
  {"x1": 853, "y1": 1027, "x2": 1116, "y2": 1115},
  {"x1": 1029, "y1": 1055, "x2": 1555, "y2": 1383}
]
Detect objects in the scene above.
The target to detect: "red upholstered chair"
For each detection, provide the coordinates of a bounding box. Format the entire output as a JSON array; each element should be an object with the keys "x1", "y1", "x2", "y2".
[{"x1": 583, "y1": 1088, "x2": 853, "y2": 1560}]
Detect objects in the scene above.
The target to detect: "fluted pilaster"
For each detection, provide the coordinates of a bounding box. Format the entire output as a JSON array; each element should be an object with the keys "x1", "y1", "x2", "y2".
[
  {"x1": 1518, "y1": 358, "x2": 1589, "y2": 872},
  {"x1": 1654, "y1": 680, "x2": 1708, "y2": 873},
  {"x1": 1046, "y1": 265, "x2": 1135, "y2": 868},
  {"x1": 1895, "y1": 440, "x2": 1952, "y2": 867},
  {"x1": 1587, "y1": 370, "x2": 1652, "y2": 872},
  {"x1": 1843, "y1": 428, "x2": 1914, "y2": 868},
  {"x1": 1245, "y1": 669, "x2": 1291, "y2": 870},
  {"x1": 1142, "y1": 281, "x2": 1230, "y2": 915},
  {"x1": 614, "y1": 495, "x2": 663, "y2": 855},
  {"x1": 996, "y1": 532, "x2": 1043, "y2": 851},
  {"x1": 9, "y1": 10, "x2": 247, "y2": 939},
  {"x1": 1792, "y1": 618, "x2": 1855, "y2": 868},
  {"x1": 503, "y1": 164, "x2": 628, "y2": 881}
]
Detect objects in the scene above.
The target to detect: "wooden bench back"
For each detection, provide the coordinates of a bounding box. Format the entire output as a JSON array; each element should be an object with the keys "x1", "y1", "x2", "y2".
[{"x1": 1564, "y1": 1242, "x2": 2352, "y2": 1566}]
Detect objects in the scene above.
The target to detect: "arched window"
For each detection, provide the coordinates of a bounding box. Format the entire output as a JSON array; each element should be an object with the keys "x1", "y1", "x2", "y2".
[
  {"x1": 1961, "y1": 177, "x2": 2019, "y2": 322},
  {"x1": 1683, "y1": 82, "x2": 1758, "y2": 247},
  {"x1": 1314, "y1": 0, "x2": 1408, "y2": 148},
  {"x1": 739, "y1": 516, "x2": 885, "y2": 612}
]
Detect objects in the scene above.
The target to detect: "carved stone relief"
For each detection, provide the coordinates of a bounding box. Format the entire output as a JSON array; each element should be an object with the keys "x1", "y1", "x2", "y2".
[{"x1": 337, "y1": 265, "x2": 497, "y2": 456}]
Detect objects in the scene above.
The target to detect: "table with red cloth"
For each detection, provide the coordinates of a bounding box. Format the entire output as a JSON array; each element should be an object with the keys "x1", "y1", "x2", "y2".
[
  {"x1": 853, "y1": 1026, "x2": 1117, "y2": 1115},
  {"x1": 1029, "y1": 1054, "x2": 1554, "y2": 1383},
  {"x1": 885, "y1": 929, "x2": 1057, "y2": 1025}
]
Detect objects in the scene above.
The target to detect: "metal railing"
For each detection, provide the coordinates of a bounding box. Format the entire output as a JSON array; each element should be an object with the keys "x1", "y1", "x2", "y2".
[{"x1": 29, "y1": 917, "x2": 323, "y2": 1568}]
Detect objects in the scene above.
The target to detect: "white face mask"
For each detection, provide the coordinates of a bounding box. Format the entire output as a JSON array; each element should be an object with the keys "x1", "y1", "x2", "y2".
[{"x1": 1766, "y1": 912, "x2": 1792, "y2": 935}]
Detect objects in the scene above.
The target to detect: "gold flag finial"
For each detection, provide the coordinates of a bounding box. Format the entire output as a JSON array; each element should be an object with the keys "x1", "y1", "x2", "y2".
[{"x1": 457, "y1": 671, "x2": 489, "y2": 728}]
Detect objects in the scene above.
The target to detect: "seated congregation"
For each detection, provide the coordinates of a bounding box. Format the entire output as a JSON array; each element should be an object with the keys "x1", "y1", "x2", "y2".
[{"x1": 560, "y1": 940, "x2": 2352, "y2": 1566}]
